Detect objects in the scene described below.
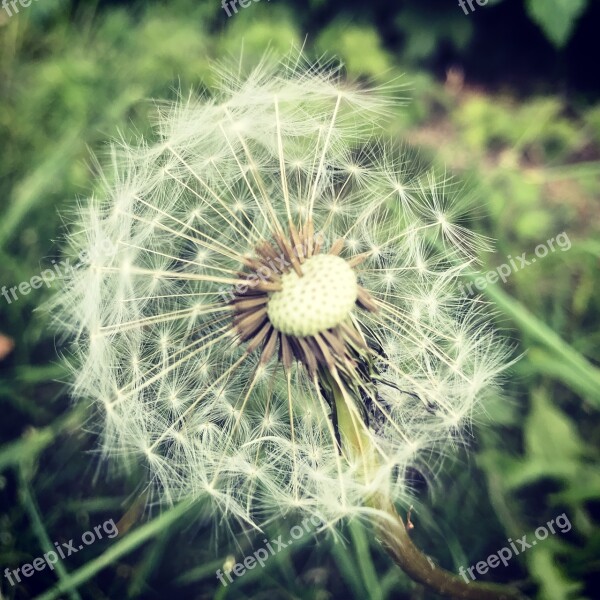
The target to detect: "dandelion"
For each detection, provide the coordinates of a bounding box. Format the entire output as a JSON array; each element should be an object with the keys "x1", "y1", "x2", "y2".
[{"x1": 55, "y1": 53, "x2": 522, "y2": 599}]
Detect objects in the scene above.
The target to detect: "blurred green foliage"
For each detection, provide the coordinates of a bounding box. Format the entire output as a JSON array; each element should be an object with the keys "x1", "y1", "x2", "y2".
[
  {"x1": 524, "y1": 0, "x2": 588, "y2": 48},
  {"x1": 1, "y1": 1, "x2": 599, "y2": 599}
]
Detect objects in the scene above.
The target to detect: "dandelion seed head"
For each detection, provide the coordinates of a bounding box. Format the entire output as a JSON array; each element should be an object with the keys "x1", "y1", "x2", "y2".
[{"x1": 53, "y1": 52, "x2": 510, "y2": 530}]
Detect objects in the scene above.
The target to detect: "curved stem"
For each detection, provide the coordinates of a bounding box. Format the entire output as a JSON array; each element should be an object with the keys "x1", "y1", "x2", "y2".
[
  {"x1": 322, "y1": 371, "x2": 527, "y2": 600},
  {"x1": 371, "y1": 496, "x2": 527, "y2": 600}
]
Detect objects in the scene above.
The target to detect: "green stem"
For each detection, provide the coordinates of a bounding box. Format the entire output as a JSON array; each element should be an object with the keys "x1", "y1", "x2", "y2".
[{"x1": 19, "y1": 470, "x2": 82, "y2": 600}]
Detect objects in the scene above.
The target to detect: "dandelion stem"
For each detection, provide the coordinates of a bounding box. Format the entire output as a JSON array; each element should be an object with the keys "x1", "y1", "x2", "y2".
[
  {"x1": 371, "y1": 497, "x2": 527, "y2": 600},
  {"x1": 325, "y1": 374, "x2": 526, "y2": 600}
]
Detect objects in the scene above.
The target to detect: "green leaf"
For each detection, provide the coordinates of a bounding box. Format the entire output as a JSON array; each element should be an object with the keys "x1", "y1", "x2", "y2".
[
  {"x1": 525, "y1": 0, "x2": 588, "y2": 48},
  {"x1": 528, "y1": 548, "x2": 582, "y2": 600},
  {"x1": 525, "y1": 390, "x2": 585, "y2": 466},
  {"x1": 316, "y1": 24, "x2": 393, "y2": 78},
  {"x1": 35, "y1": 500, "x2": 197, "y2": 600},
  {"x1": 477, "y1": 282, "x2": 600, "y2": 406}
]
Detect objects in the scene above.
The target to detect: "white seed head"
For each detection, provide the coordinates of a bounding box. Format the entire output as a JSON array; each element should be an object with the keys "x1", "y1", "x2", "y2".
[
  {"x1": 52, "y1": 52, "x2": 509, "y2": 531},
  {"x1": 267, "y1": 254, "x2": 358, "y2": 337}
]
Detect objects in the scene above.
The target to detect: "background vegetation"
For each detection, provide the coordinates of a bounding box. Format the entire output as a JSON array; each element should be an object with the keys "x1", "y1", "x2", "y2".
[{"x1": 1, "y1": 1, "x2": 599, "y2": 599}]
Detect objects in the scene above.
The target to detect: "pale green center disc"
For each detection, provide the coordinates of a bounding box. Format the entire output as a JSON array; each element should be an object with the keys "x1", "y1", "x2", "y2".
[{"x1": 267, "y1": 254, "x2": 358, "y2": 337}]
